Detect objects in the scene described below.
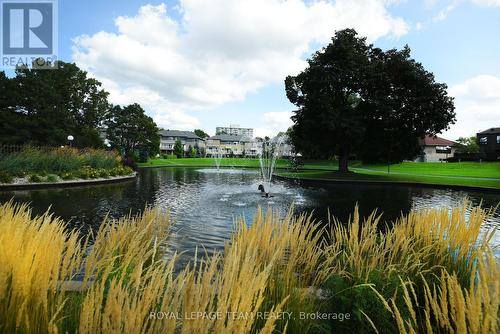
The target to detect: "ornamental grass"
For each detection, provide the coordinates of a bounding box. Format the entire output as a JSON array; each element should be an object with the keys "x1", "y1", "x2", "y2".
[{"x1": 0, "y1": 200, "x2": 497, "y2": 333}]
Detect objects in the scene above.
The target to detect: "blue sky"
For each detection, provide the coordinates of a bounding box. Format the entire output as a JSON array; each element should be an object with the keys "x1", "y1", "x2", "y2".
[{"x1": 53, "y1": 1, "x2": 500, "y2": 138}]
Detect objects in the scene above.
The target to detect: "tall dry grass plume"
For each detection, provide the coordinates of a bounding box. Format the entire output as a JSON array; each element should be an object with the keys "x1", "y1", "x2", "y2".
[
  {"x1": 0, "y1": 199, "x2": 498, "y2": 333},
  {"x1": 0, "y1": 201, "x2": 86, "y2": 333},
  {"x1": 322, "y1": 201, "x2": 498, "y2": 333}
]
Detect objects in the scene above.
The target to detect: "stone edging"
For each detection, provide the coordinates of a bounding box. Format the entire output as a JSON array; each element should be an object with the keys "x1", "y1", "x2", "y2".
[
  {"x1": 0, "y1": 173, "x2": 137, "y2": 191},
  {"x1": 274, "y1": 174, "x2": 500, "y2": 194}
]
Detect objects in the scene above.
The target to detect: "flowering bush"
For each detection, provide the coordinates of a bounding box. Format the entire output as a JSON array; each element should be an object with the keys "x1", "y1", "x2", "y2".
[{"x1": 60, "y1": 166, "x2": 133, "y2": 180}]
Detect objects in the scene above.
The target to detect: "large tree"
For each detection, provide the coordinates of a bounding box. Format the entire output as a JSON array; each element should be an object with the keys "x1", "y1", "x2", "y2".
[
  {"x1": 359, "y1": 46, "x2": 455, "y2": 163},
  {"x1": 285, "y1": 29, "x2": 370, "y2": 172},
  {"x1": 105, "y1": 104, "x2": 160, "y2": 159},
  {"x1": 194, "y1": 129, "x2": 209, "y2": 139},
  {"x1": 285, "y1": 29, "x2": 455, "y2": 172},
  {"x1": 2, "y1": 60, "x2": 109, "y2": 147},
  {"x1": 0, "y1": 71, "x2": 31, "y2": 144},
  {"x1": 454, "y1": 136, "x2": 479, "y2": 154}
]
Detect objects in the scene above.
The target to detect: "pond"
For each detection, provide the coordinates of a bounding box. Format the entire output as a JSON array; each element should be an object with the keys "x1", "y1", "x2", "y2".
[{"x1": 1, "y1": 167, "x2": 498, "y2": 267}]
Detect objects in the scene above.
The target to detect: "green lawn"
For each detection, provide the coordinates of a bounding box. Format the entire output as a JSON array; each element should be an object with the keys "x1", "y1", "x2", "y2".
[
  {"x1": 138, "y1": 158, "x2": 500, "y2": 189},
  {"x1": 278, "y1": 170, "x2": 500, "y2": 189},
  {"x1": 138, "y1": 158, "x2": 337, "y2": 170},
  {"x1": 350, "y1": 161, "x2": 500, "y2": 179}
]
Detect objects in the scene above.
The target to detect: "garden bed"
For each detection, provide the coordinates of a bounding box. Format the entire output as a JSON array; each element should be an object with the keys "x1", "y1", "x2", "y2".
[{"x1": 0, "y1": 146, "x2": 135, "y2": 188}]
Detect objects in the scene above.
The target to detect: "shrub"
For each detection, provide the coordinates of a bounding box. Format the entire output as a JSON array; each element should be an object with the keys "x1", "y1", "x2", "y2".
[
  {"x1": 97, "y1": 169, "x2": 110, "y2": 178},
  {"x1": 109, "y1": 166, "x2": 133, "y2": 176},
  {"x1": 46, "y1": 174, "x2": 59, "y2": 182},
  {"x1": 76, "y1": 167, "x2": 91, "y2": 179},
  {"x1": 60, "y1": 172, "x2": 75, "y2": 180},
  {"x1": 122, "y1": 155, "x2": 138, "y2": 170},
  {"x1": 28, "y1": 174, "x2": 43, "y2": 183},
  {"x1": 138, "y1": 150, "x2": 149, "y2": 163},
  {"x1": 73, "y1": 166, "x2": 132, "y2": 180},
  {"x1": 0, "y1": 171, "x2": 13, "y2": 183}
]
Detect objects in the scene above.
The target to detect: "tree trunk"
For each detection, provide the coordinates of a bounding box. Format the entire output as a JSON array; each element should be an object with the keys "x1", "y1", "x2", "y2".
[{"x1": 338, "y1": 147, "x2": 349, "y2": 173}]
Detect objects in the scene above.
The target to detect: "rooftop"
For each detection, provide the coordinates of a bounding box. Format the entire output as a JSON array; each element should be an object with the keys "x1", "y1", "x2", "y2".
[
  {"x1": 419, "y1": 135, "x2": 456, "y2": 147},
  {"x1": 477, "y1": 127, "x2": 500, "y2": 134},
  {"x1": 209, "y1": 134, "x2": 252, "y2": 142},
  {"x1": 159, "y1": 130, "x2": 202, "y2": 140}
]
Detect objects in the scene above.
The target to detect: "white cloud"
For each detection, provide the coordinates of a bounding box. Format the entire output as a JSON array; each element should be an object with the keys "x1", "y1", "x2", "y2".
[
  {"x1": 433, "y1": 3, "x2": 458, "y2": 21},
  {"x1": 431, "y1": 0, "x2": 500, "y2": 23},
  {"x1": 72, "y1": 1, "x2": 409, "y2": 130},
  {"x1": 254, "y1": 111, "x2": 294, "y2": 138},
  {"x1": 471, "y1": 0, "x2": 500, "y2": 6},
  {"x1": 443, "y1": 75, "x2": 500, "y2": 139}
]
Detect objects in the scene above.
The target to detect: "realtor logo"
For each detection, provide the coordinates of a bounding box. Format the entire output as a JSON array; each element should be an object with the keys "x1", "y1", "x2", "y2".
[{"x1": 1, "y1": 0, "x2": 57, "y2": 68}]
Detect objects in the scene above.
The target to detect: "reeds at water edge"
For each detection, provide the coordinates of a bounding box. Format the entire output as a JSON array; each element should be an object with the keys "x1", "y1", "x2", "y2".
[{"x1": 0, "y1": 200, "x2": 498, "y2": 333}]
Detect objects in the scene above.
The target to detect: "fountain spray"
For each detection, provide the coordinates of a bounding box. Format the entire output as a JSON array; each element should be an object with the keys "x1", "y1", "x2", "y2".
[{"x1": 258, "y1": 135, "x2": 286, "y2": 197}]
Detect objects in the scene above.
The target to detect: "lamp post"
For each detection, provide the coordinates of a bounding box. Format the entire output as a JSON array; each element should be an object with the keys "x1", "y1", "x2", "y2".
[
  {"x1": 67, "y1": 135, "x2": 74, "y2": 147},
  {"x1": 104, "y1": 139, "x2": 111, "y2": 150}
]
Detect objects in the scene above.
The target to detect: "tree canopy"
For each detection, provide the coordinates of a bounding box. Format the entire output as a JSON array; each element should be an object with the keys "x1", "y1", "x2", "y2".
[
  {"x1": 173, "y1": 140, "x2": 184, "y2": 158},
  {"x1": 454, "y1": 136, "x2": 479, "y2": 154},
  {"x1": 285, "y1": 29, "x2": 456, "y2": 172},
  {"x1": 105, "y1": 104, "x2": 160, "y2": 160},
  {"x1": 0, "y1": 61, "x2": 109, "y2": 147},
  {"x1": 0, "y1": 60, "x2": 161, "y2": 160},
  {"x1": 194, "y1": 129, "x2": 209, "y2": 139}
]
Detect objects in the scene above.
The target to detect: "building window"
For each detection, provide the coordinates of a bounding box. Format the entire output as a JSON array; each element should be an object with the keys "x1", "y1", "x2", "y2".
[
  {"x1": 479, "y1": 136, "x2": 488, "y2": 145},
  {"x1": 497, "y1": 135, "x2": 500, "y2": 144},
  {"x1": 436, "y1": 146, "x2": 451, "y2": 154}
]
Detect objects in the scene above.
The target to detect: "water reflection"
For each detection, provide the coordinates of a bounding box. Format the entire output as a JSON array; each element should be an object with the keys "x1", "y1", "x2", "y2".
[{"x1": 0, "y1": 167, "x2": 498, "y2": 267}]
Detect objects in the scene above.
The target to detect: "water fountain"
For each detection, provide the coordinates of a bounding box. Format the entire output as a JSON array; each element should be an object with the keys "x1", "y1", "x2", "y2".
[
  {"x1": 213, "y1": 148, "x2": 224, "y2": 171},
  {"x1": 258, "y1": 135, "x2": 287, "y2": 197}
]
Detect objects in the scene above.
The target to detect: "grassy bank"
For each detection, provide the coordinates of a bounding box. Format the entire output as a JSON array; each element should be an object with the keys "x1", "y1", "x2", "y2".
[
  {"x1": 0, "y1": 201, "x2": 497, "y2": 333},
  {"x1": 279, "y1": 170, "x2": 500, "y2": 188},
  {"x1": 0, "y1": 147, "x2": 133, "y2": 184},
  {"x1": 350, "y1": 161, "x2": 500, "y2": 179},
  {"x1": 139, "y1": 157, "x2": 337, "y2": 170},
  {"x1": 139, "y1": 158, "x2": 500, "y2": 188}
]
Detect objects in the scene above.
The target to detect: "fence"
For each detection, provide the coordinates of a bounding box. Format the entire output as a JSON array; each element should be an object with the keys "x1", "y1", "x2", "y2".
[
  {"x1": 0, "y1": 144, "x2": 25, "y2": 156},
  {"x1": 0, "y1": 145, "x2": 64, "y2": 158}
]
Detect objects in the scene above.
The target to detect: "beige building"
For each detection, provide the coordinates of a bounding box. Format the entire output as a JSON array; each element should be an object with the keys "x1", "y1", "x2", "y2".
[
  {"x1": 414, "y1": 135, "x2": 456, "y2": 162},
  {"x1": 206, "y1": 134, "x2": 296, "y2": 158},
  {"x1": 206, "y1": 134, "x2": 259, "y2": 157},
  {"x1": 159, "y1": 130, "x2": 205, "y2": 155}
]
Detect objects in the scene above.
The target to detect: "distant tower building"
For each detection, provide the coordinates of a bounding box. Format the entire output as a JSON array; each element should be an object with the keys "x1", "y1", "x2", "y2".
[{"x1": 216, "y1": 125, "x2": 254, "y2": 138}]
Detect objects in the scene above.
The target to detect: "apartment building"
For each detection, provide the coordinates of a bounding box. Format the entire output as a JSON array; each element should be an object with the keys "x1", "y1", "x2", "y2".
[
  {"x1": 477, "y1": 127, "x2": 500, "y2": 160},
  {"x1": 206, "y1": 134, "x2": 260, "y2": 157},
  {"x1": 159, "y1": 130, "x2": 205, "y2": 155},
  {"x1": 215, "y1": 125, "x2": 253, "y2": 138}
]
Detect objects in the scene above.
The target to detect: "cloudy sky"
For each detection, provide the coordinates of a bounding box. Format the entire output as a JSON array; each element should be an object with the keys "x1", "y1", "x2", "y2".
[{"x1": 57, "y1": 0, "x2": 500, "y2": 138}]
